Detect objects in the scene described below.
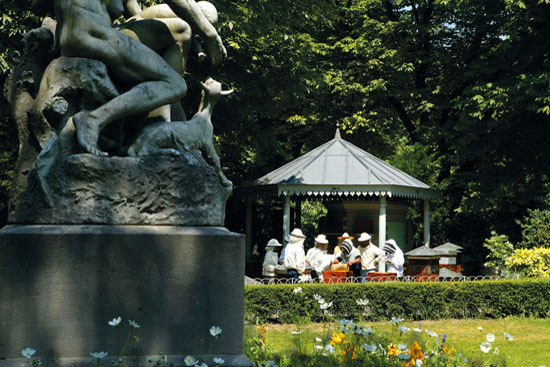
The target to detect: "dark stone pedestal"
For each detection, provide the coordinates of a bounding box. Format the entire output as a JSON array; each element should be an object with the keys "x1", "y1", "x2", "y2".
[{"x1": 0, "y1": 225, "x2": 252, "y2": 367}]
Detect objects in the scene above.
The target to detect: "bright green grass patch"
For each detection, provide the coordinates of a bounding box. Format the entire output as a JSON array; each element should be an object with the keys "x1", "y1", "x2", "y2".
[{"x1": 245, "y1": 318, "x2": 550, "y2": 367}]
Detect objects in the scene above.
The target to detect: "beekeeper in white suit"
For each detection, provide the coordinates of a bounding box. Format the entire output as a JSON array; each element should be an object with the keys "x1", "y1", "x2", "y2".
[
  {"x1": 262, "y1": 238, "x2": 282, "y2": 277},
  {"x1": 283, "y1": 228, "x2": 306, "y2": 281},
  {"x1": 383, "y1": 239, "x2": 405, "y2": 277}
]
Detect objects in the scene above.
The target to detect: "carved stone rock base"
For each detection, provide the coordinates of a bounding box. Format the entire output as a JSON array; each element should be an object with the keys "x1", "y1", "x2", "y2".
[{"x1": 9, "y1": 151, "x2": 232, "y2": 225}]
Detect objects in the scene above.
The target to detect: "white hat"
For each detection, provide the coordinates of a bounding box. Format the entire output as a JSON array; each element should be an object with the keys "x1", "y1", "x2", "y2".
[
  {"x1": 290, "y1": 228, "x2": 306, "y2": 238},
  {"x1": 265, "y1": 238, "x2": 282, "y2": 249},
  {"x1": 357, "y1": 232, "x2": 371, "y2": 242},
  {"x1": 314, "y1": 234, "x2": 329, "y2": 245}
]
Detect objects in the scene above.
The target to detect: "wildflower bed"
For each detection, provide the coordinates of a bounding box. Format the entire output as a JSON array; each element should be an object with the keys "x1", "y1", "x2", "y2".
[{"x1": 244, "y1": 318, "x2": 550, "y2": 367}]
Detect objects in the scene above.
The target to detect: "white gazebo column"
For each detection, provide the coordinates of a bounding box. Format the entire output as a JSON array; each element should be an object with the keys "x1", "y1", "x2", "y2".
[
  {"x1": 283, "y1": 193, "x2": 291, "y2": 241},
  {"x1": 245, "y1": 197, "x2": 253, "y2": 260},
  {"x1": 423, "y1": 199, "x2": 431, "y2": 247},
  {"x1": 378, "y1": 195, "x2": 387, "y2": 272}
]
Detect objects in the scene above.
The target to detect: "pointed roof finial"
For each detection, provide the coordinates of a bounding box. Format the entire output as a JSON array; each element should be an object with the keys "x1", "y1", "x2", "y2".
[{"x1": 335, "y1": 122, "x2": 341, "y2": 140}]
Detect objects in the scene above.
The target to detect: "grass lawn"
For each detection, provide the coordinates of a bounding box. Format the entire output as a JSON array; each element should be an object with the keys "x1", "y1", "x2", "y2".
[{"x1": 244, "y1": 318, "x2": 550, "y2": 367}]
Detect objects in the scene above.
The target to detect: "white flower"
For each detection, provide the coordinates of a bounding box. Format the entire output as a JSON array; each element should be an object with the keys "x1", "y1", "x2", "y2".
[
  {"x1": 413, "y1": 327, "x2": 422, "y2": 332},
  {"x1": 362, "y1": 344, "x2": 377, "y2": 352},
  {"x1": 314, "y1": 345, "x2": 323, "y2": 350},
  {"x1": 319, "y1": 301, "x2": 332, "y2": 310},
  {"x1": 21, "y1": 348, "x2": 36, "y2": 359},
  {"x1": 415, "y1": 359, "x2": 423, "y2": 366},
  {"x1": 184, "y1": 355, "x2": 198, "y2": 366},
  {"x1": 198, "y1": 363, "x2": 208, "y2": 367},
  {"x1": 293, "y1": 287, "x2": 302, "y2": 294},
  {"x1": 108, "y1": 317, "x2": 122, "y2": 326},
  {"x1": 356, "y1": 298, "x2": 369, "y2": 306},
  {"x1": 213, "y1": 357, "x2": 224, "y2": 365},
  {"x1": 477, "y1": 326, "x2": 483, "y2": 331},
  {"x1": 128, "y1": 320, "x2": 140, "y2": 328},
  {"x1": 313, "y1": 294, "x2": 322, "y2": 301},
  {"x1": 504, "y1": 332, "x2": 514, "y2": 341},
  {"x1": 397, "y1": 353, "x2": 411, "y2": 360},
  {"x1": 480, "y1": 342, "x2": 492, "y2": 353},
  {"x1": 325, "y1": 344, "x2": 335, "y2": 353},
  {"x1": 362, "y1": 326, "x2": 373, "y2": 337},
  {"x1": 486, "y1": 333, "x2": 495, "y2": 342},
  {"x1": 315, "y1": 337, "x2": 322, "y2": 342},
  {"x1": 397, "y1": 343, "x2": 408, "y2": 351},
  {"x1": 210, "y1": 326, "x2": 222, "y2": 337},
  {"x1": 90, "y1": 352, "x2": 108, "y2": 359},
  {"x1": 338, "y1": 319, "x2": 353, "y2": 326},
  {"x1": 291, "y1": 330, "x2": 302, "y2": 335},
  {"x1": 398, "y1": 326, "x2": 410, "y2": 333},
  {"x1": 425, "y1": 329, "x2": 438, "y2": 337},
  {"x1": 391, "y1": 316, "x2": 404, "y2": 324}
]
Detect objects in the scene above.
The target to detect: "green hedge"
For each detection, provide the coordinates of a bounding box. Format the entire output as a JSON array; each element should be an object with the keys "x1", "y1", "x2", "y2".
[{"x1": 244, "y1": 279, "x2": 550, "y2": 323}]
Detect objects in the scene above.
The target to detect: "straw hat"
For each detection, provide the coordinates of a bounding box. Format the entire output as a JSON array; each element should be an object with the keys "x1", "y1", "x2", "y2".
[
  {"x1": 290, "y1": 228, "x2": 306, "y2": 239},
  {"x1": 265, "y1": 238, "x2": 282, "y2": 249},
  {"x1": 337, "y1": 232, "x2": 354, "y2": 241},
  {"x1": 357, "y1": 232, "x2": 372, "y2": 243},
  {"x1": 314, "y1": 234, "x2": 329, "y2": 245}
]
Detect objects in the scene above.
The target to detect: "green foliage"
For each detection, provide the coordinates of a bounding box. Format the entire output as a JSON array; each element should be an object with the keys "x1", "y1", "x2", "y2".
[
  {"x1": 300, "y1": 200, "x2": 328, "y2": 248},
  {"x1": 506, "y1": 247, "x2": 550, "y2": 277},
  {"x1": 517, "y1": 208, "x2": 550, "y2": 249},
  {"x1": 2, "y1": 0, "x2": 550, "y2": 257},
  {"x1": 244, "y1": 279, "x2": 550, "y2": 324},
  {"x1": 483, "y1": 231, "x2": 515, "y2": 275}
]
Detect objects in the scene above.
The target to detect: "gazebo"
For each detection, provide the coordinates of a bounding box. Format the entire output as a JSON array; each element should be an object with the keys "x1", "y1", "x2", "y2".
[{"x1": 236, "y1": 129, "x2": 438, "y2": 271}]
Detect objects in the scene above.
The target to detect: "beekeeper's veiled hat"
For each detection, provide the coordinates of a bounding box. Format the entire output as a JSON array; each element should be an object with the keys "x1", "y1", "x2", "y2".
[
  {"x1": 290, "y1": 228, "x2": 306, "y2": 239},
  {"x1": 383, "y1": 239, "x2": 398, "y2": 254},
  {"x1": 340, "y1": 239, "x2": 354, "y2": 256},
  {"x1": 357, "y1": 232, "x2": 372, "y2": 243},
  {"x1": 314, "y1": 234, "x2": 329, "y2": 245},
  {"x1": 265, "y1": 238, "x2": 282, "y2": 249}
]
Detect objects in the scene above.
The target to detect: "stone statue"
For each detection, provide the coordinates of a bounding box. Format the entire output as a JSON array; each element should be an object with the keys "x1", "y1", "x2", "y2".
[
  {"x1": 54, "y1": 0, "x2": 225, "y2": 156},
  {"x1": 4, "y1": 0, "x2": 234, "y2": 225},
  {"x1": 128, "y1": 78, "x2": 233, "y2": 187}
]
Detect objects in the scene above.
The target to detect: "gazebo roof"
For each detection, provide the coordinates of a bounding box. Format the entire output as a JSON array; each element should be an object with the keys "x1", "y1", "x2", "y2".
[{"x1": 238, "y1": 129, "x2": 438, "y2": 199}]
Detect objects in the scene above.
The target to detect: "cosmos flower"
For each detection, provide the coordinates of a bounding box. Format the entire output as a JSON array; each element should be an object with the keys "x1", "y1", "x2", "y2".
[
  {"x1": 89, "y1": 352, "x2": 108, "y2": 359},
  {"x1": 21, "y1": 348, "x2": 36, "y2": 359},
  {"x1": 210, "y1": 326, "x2": 222, "y2": 337},
  {"x1": 480, "y1": 342, "x2": 492, "y2": 353},
  {"x1": 184, "y1": 355, "x2": 198, "y2": 366}
]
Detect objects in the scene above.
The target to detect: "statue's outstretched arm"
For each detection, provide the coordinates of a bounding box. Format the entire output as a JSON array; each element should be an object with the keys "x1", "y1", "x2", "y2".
[
  {"x1": 165, "y1": 0, "x2": 226, "y2": 66},
  {"x1": 123, "y1": 0, "x2": 142, "y2": 17}
]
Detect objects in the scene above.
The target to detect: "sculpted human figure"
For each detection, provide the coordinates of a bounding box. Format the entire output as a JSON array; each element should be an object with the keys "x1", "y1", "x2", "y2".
[
  {"x1": 50, "y1": 0, "x2": 226, "y2": 156},
  {"x1": 119, "y1": 0, "x2": 221, "y2": 121}
]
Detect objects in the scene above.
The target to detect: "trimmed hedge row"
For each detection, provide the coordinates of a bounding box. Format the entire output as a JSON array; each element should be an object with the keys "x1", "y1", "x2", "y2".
[{"x1": 244, "y1": 279, "x2": 550, "y2": 323}]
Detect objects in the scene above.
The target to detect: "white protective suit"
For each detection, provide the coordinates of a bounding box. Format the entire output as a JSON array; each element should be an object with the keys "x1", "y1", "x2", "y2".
[
  {"x1": 305, "y1": 247, "x2": 333, "y2": 276},
  {"x1": 262, "y1": 249, "x2": 279, "y2": 277},
  {"x1": 283, "y1": 237, "x2": 306, "y2": 274},
  {"x1": 384, "y1": 239, "x2": 405, "y2": 277}
]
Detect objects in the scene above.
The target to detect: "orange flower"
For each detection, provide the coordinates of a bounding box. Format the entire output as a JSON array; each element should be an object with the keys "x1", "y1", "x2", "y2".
[
  {"x1": 330, "y1": 332, "x2": 345, "y2": 345},
  {"x1": 387, "y1": 343, "x2": 399, "y2": 357},
  {"x1": 409, "y1": 341, "x2": 424, "y2": 362},
  {"x1": 341, "y1": 344, "x2": 357, "y2": 361},
  {"x1": 447, "y1": 346, "x2": 456, "y2": 361}
]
